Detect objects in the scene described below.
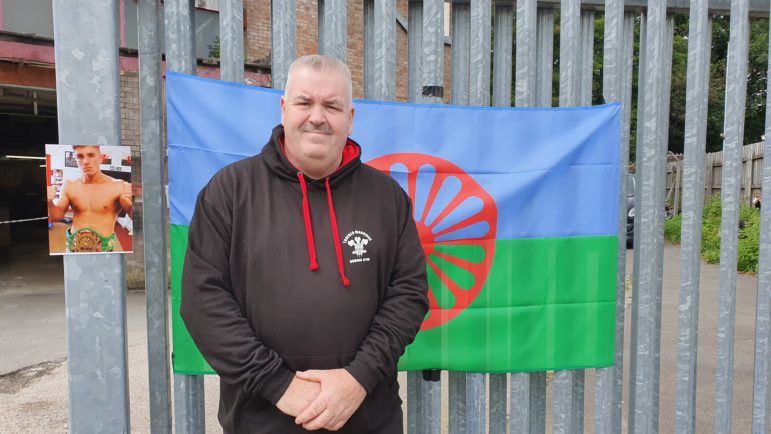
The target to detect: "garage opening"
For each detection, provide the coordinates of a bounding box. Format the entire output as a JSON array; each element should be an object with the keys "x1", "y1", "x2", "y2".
[{"x1": 0, "y1": 85, "x2": 58, "y2": 268}]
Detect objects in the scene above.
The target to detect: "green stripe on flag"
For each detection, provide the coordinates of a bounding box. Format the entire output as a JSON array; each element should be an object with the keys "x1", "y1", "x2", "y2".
[
  {"x1": 399, "y1": 236, "x2": 617, "y2": 372},
  {"x1": 170, "y1": 224, "x2": 214, "y2": 374},
  {"x1": 171, "y1": 224, "x2": 616, "y2": 374}
]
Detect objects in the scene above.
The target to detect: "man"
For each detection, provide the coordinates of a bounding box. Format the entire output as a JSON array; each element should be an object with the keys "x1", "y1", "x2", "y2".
[
  {"x1": 47, "y1": 145, "x2": 132, "y2": 252},
  {"x1": 180, "y1": 55, "x2": 429, "y2": 433}
]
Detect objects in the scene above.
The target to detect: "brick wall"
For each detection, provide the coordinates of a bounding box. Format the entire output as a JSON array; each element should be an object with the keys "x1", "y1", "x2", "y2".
[
  {"x1": 241, "y1": 0, "x2": 442, "y2": 102},
  {"x1": 119, "y1": 70, "x2": 145, "y2": 289}
]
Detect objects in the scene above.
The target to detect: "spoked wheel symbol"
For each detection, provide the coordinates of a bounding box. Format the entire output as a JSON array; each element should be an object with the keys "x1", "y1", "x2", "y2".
[{"x1": 368, "y1": 153, "x2": 498, "y2": 330}]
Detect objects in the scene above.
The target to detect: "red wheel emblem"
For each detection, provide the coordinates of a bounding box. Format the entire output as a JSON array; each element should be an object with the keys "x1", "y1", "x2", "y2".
[{"x1": 367, "y1": 153, "x2": 497, "y2": 330}]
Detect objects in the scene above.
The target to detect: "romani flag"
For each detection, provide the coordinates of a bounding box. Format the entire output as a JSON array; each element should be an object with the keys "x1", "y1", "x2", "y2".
[{"x1": 167, "y1": 72, "x2": 620, "y2": 374}]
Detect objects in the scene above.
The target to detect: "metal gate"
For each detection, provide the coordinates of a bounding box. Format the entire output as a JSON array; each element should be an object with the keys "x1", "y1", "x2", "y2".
[{"x1": 51, "y1": 0, "x2": 771, "y2": 432}]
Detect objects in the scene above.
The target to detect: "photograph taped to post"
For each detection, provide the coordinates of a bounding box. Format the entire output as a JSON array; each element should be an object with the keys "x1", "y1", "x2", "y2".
[{"x1": 45, "y1": 144, "x2": 134, "y2": 255}]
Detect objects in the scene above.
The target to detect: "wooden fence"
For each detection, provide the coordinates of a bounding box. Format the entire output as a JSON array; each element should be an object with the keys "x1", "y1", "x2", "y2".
[{"x1": 666, "y1": 141, "x2": 765, "y2": 211}]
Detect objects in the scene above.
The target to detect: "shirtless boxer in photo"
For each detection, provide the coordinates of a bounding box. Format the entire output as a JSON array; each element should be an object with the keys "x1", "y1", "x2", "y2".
[{"x1": 47, "y1": 145, "x2": 132, "y2": 253}]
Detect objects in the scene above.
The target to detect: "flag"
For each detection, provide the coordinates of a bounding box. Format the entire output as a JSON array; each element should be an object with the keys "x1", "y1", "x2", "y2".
[{"x1": 167, "y1": 72, "x2": 620, "y2": 374}]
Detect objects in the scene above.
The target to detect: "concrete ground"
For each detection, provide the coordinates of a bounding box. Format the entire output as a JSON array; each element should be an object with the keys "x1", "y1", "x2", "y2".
[{"x1": 0, "y1": 238, "x2": 763, "y2": 433}]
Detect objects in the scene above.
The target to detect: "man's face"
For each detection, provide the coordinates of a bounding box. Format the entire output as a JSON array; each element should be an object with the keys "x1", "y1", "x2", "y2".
[
  {"x1": 74, "y1": 146, "x2": 101, "y2": 177},
  {"x1": 280, "y1": 67, "x2": 354, "y2": 172}
]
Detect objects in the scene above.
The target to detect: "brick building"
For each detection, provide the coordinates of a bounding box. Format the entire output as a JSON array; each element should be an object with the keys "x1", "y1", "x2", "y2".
[{"x1": 0, "y1": 0, "x2": 451, "y2": 286}]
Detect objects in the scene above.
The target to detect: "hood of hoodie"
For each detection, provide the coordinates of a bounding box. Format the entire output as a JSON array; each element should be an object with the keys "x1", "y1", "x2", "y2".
[{"x1": 262, "y1": 124, "x2": 362, "y2": 188}]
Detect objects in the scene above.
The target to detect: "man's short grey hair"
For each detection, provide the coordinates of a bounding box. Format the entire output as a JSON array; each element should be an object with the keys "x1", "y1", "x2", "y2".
[{"x1": 285, "y1": 55, "x2": 353, "y2": 105}]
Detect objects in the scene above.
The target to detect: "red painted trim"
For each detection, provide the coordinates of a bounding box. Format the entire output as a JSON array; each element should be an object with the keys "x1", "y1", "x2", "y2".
[
  {"x1": 120, "y1": 0, "x2": 126, "y2": 47},
  {"x1": 0, "y1": 41, "x2": 56, "y2": 64}
]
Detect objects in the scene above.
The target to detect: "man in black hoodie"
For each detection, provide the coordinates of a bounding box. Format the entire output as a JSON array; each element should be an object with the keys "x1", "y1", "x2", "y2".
[{"x1": 181, "y1": 55, "x2": 429, "y2": 433}]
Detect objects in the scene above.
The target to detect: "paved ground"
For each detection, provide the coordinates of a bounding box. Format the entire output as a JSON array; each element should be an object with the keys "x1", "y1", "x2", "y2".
[{"x1": 0, "y1": 238, "x2": 763, "y2": 433}]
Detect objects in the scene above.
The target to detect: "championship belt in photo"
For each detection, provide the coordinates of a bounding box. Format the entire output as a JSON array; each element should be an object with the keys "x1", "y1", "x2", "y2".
[{"x1": 66, "y1": 228, "x2": 116, "y2": 253}]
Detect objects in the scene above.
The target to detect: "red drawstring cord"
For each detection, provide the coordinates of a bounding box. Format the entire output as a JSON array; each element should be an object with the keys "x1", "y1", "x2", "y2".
[
  {"x1": 326, "y1": 178, "x2": 350, "y2": 287},
  {"x1": 297, "y1": 173, "x2": 319, "y2": 271}
]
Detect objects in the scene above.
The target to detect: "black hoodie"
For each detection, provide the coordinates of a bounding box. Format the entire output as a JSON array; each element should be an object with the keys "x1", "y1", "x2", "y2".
[{"x1": 180, "y1": 125, "x2": 429, "y2": 433}]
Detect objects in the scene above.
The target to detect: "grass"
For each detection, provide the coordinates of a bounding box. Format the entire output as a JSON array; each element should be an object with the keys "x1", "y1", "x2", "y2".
[{"x1": 663, "y1": 195, "x2": 760, "y2": 273}]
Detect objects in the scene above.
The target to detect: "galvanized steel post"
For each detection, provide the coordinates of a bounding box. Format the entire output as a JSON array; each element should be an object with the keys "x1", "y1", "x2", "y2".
[
  {"x1": 515, "y1": 0, "x2": 537, "y2": 107},
  {"x1": 320, "y1": 0, "x2": 347, "y2": 61},
  {"x1": 535, "y1": 9, "x2": 554, "y2": 108},
  {"x1": 451, "y1": 2, "x2": 470, "y2": 106},
  {"x1": 579, "y1": 11, "x2": 594, "y2": 106},
  {"x1": 673, "y1": 1, "x2": 711, "y2": 433},
  {"x1": 164, "y1": 1, "x2": 206, "y2": 431},
  {"x1": 595, "y1": 0, "x2": 625, "y2": 430},
  {"x1": 448, "y1": 5, "x2": 470, "y2": 432},
  {"x1": 408, "y1": 1, "x2": 423, "y2": 103},
  {"x1": 752, "y1": 7, "x2": 771, "y2": 431},
  {"x1": 52, "y1": 1, "x2": 130, "y2": 432},
  {"x1": 272, "y1": 0, "x2": 295, "y2": 89},
  {"x1": 364, "y1": 0, "x2": 396, "y2": 100},
  {"x1": 554, "y1": 0, "x2": 584, "y2": 432},
  {"x1": 490, "y1": 6, "x2": 512, "y2": 432},
  {"x1": 629, "y1": 0, "x2": 669, "y2": 430},
  {"x1": 138, "y1": 0, "x2": 172, "y2": 432},
  {"x1": 422, "y1": 0, "x2": 444, "y2": 105},
  {"x1": 220, "y1": 0, "x2": 244, "y2": 83},
  {"x1": 714, "y1": 1, "x2": 750, "y2": 432},
  {"x1": 464, "y1": 1, "x2": 491, "y2": 432}
]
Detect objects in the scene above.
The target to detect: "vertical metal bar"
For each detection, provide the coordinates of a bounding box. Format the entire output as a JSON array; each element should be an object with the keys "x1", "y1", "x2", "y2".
[
  {"x1": 490, "y1": 6, "x2": 512, "y2": 430},
  {"x1": 320, "y1": 0, "x2": 347, "y2": 60},
  {"x1": 516, "y1": 2, "x2": 546, "y2": 430},
  {"x1": 364, "y1": 0, "x2": 396, "y2": 100},
  {"x1": 629, "y1": 0, "x2": 668, "y2": 430},
  {"x1": 448, "y1": 5, "x2": 469, "y2": 431},
  {"x1": 579, "y1": 11, "x2": 594, "y2": 106},
  {"x1": 220, "y1": 0, "x2": 244, "y2": 83},
  {"x1": 451, "y1": 3, "x2": 470, "y2": 106},
  {"x1": 164, "y1": 0, "x2": 196, "y2": 74},
  {"x1": 422, "y1": 0, "x2": 444, "y2": 105},
  {"x1": 554, "y1": 0, "x2": 583, "y2": 432},
  {"x1": 469, "y1": 0, "x2": 491, "y2": 107},
  {"x1": 515, "y1": 0, "x2": 536, "y2": 107},
  {"x1": 595, "y1": 0, "x2": 624, "y2": 431},
  {"x1": 414, "y1": 2, "x2": 444, "y2": 432},
  {"x1": 714, "y1": 1, "x2": 750, "y2": 432},
  {"x1": 535, "y1": 8, "x2": 554, "y2": 108},
  {"x1": 465, "y1": 1, "x2": 491, "y2": 432},
  {"x1": 271, "y1": 0, "x2": 295, "y2": 89},
  {"x1": 558, "y1": 0, "x2": 580, "y2": 107},
  {"x1": 629, "y1": 12, "x2": 645, "y2": 431},
  {"x1": 164, "y1": 1, "x2": 205, "y2": 431},
  {"x1": 405, "y1": 44, "x2": 421, "y2": 434},
  {"x1": 492, "y1": 3, "x2": 512, "y2": 108},
  {"x1": 52, "y1": 1, "x2": 130, "y2": 432},
  {"x1": 408, "y1": 1, "x2": 423, "y2": 103},
  {"x1": 752, "y1": 6, "x2": 771, "y2": 431},
  {"x1": 138, "y1": 0, "x2": 172, "y2": 432},
  {"x1": 673, "y1": 1, "x2": 711, "y2": 432},
  {"x1": 407, "y1": 370, "x2": 421, "y2": 434},
  {"x1": 651, "y1": 17, "x2": 674, "y2": 430}
]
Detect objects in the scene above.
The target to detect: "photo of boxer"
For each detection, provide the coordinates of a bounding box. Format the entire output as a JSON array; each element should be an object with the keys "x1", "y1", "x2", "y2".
[{"x1": 45, "y1": 144, "x2": 134, "y2": 254}]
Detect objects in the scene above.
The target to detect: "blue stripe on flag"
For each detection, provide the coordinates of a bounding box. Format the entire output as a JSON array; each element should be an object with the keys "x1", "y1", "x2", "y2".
[{"x1": 167, "y1": 72, "x2": 620, "y2": 238}]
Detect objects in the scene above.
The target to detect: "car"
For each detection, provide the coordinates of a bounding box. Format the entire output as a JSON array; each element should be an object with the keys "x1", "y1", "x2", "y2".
[
  {"x1": 625, "y1": 173, "x2": 674, "y2": 248},
  {"x1": 626, "y1": 173, "x2": 635, "y2": 248}
]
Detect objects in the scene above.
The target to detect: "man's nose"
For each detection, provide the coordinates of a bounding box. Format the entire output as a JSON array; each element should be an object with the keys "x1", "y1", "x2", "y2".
[{"x1": 308, "y1": 104, "x2": 325, "y2": 124}]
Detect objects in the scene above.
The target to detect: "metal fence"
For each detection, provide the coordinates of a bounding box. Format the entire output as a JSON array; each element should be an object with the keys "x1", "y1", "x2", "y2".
[{"x1": 51, "y1": 0, "x2": 771, "y2": 433}]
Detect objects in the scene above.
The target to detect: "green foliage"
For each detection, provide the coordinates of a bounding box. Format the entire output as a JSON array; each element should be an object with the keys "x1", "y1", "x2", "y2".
[
  {"x1": 668, "y1": 195, "x2": 760, "y2": 273},
  {"x1": 208, "y1": 36, "x2": 220, "y2": 60},
  {"x1": 664, "y1": 214, "x2": 682, "y2": 244}
]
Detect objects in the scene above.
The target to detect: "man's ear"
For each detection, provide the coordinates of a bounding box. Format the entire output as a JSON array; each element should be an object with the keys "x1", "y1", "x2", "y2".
[
  {"x1": 348, "y1": 106, "x2": 355, "y2": 135},
  {"x1": 280, "y1": 96, "x2": 286, "y2": 125}
]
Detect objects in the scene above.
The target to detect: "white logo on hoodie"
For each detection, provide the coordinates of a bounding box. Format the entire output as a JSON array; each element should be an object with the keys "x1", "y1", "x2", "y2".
[{"x1": 343, "y1": 230, "x2": 373, "y2": 264}]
